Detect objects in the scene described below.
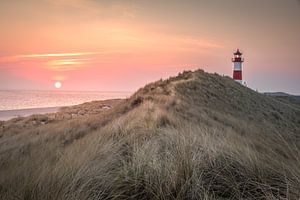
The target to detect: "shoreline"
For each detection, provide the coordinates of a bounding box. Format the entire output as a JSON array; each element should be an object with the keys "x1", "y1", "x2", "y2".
[{"x1": 0, "y1": 107, "x2": 61, "y2": 121}]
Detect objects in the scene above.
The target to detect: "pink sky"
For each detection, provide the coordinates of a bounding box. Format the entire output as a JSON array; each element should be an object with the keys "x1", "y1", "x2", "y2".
[{"x1": 0, "y1": 0, "x2": 299, "y2": 94}]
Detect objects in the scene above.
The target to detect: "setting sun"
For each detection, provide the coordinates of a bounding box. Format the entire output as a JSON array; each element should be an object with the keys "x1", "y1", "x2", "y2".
[{"x1": 54, "y1": 81, "x2": 62, "y2": 89}]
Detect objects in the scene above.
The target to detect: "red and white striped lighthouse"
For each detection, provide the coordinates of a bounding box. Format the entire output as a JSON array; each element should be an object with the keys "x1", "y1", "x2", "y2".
[{"x1": 232, "y1": 49, "x2": 244, "y2": 84}]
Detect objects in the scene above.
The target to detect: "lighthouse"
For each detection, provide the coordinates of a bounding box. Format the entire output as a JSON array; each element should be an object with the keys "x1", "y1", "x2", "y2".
[{"x1": 232, "y1": 49, "x2": 244, "y2": 84}]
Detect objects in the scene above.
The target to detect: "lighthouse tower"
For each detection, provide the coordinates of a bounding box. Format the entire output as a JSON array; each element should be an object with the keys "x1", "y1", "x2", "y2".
[{"x1": 232, "y1": 49, "x2": 244, "y2": 84}]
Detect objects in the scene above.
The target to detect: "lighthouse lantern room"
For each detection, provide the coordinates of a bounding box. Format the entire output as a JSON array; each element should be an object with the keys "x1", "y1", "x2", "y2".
[{"x1": 232, "y1": 49, "x2": 244, "y2": 84}]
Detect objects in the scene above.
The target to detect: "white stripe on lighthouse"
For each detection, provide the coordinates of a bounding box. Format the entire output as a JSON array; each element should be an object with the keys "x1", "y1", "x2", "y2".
[{"x1": 234, "y1": 62, "x2": 242, "y2": 71}]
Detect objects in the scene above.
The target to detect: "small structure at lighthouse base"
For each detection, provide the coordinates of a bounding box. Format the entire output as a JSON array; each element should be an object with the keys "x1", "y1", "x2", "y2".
[{"x1": 232, "y1": 49, "x2": 244, "y2": 84}]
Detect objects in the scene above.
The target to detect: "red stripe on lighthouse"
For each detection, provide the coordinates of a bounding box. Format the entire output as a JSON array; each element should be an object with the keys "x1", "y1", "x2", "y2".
[{"x1": 233, "y1": 70, "x2": 242, "y2": 80}]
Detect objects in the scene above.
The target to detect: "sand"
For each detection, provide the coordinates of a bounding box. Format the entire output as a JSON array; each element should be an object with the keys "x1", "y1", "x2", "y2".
[{"x1": 0, "y1": 107, "x2": 61, "y2": 121}]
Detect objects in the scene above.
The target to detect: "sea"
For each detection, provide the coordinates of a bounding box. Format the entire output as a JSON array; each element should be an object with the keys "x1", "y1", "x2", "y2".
[{"x1": 0, "y1": 90, "x2": 132, "y2": 111}]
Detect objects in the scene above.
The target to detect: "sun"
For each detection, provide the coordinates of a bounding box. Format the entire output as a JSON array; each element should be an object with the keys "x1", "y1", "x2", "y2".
[{"x1": 54, "y1": 81, "x2": 62, "y2": 89}]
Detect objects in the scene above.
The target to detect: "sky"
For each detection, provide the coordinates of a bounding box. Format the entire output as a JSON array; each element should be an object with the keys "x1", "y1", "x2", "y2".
[{"x1": 0, "y1": 0, "x2": 299, "y2": 94}]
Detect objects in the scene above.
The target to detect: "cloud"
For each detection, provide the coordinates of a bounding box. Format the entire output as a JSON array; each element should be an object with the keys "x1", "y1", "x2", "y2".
[
  {"x1": 16, "y1": 52, "x2": 101, "y2": 58},
  {"x1": 0, "y1": 51, "x2": 127, "y2": 63},
  {"x1": 46, "y1": 58, "x2": 92, "y2": 71},
  {"x1": 0, "y1": 52, "x2": 97, "y2": 71},
  {"x1": 47, "y1": 58, "x2": 92, "y2": 65}
]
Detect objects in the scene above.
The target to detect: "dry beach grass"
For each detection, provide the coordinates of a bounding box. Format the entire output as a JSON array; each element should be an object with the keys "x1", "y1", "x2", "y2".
[{"x1": 0, "y1": 70, "x2": 299, "y2": 199}]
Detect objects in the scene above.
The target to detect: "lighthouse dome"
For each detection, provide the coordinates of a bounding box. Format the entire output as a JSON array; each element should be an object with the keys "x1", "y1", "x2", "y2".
[{"x1": 234, "y1": 49, "x2": 242, "y2": 55}]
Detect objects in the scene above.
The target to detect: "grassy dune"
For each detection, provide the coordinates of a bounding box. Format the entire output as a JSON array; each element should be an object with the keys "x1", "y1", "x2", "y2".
[{"x1": 0, "y1": 70, "x2": 299, "y2": 199}]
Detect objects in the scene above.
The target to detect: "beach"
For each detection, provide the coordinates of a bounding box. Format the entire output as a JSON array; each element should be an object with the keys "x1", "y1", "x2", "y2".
[
  {"x1": 0, "y1": 107, "x2": 60, "y2": 121},
  {"x1": 0, "y1": 90, "x2": 131, "y2": 121},
  {"x1": 0, "y1": 99, "x2": 124, "y2": 121}
]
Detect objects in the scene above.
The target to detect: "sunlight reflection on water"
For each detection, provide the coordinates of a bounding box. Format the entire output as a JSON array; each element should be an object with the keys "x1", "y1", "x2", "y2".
[{"x1": 0, "y1": 90, "x2": 131, "y2": 110}]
